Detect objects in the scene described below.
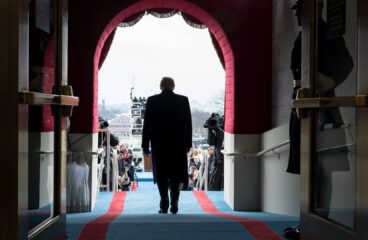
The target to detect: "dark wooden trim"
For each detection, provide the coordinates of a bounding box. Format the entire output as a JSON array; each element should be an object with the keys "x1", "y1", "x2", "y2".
[
  {"x1": 292, "y1": 95, "x2": 368, "y2": 108},
  {"x1": 18, "y1": 91, "x2": 79, "y2": 106},
  {"x1": 356, "y1": 0, "x2": 368, "y2": 238}
]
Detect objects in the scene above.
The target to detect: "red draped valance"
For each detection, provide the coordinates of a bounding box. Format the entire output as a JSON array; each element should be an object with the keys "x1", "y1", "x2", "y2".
[
  {"x1": 118, "y1": 12, "x2": 146, "y2": 27},
  {"x1": 99, "y1": 9, "x2": 221, "y2": 70},
  {"x1": 180, "y1": 12, "x2": 206, "y2": 29},
  {"x1": 117, "y1": 9, "x2": 207, "y2": 29},
  {"x1": 149, "y1": 8, "x2": 178, "y2": 18}
]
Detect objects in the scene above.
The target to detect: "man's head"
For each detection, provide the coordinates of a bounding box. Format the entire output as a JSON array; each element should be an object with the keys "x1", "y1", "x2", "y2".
[
  {"x1": 207, "y1": 147, "x2": 214, "y2": 155},
  {"x1": 291, "y1": 0, "x2": 303, "y2": 26},
  {"x1": 291, "y1": 0, "x2": 302, "y2": 10},
  {"x1": 160, "y1": 77, "x2": 175, "y2": 91}
]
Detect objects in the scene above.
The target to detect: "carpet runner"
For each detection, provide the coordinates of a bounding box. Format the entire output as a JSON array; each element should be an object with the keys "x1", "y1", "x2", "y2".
[{"x1": 67, "y1": 182, "x2": 298, "y2": 240}]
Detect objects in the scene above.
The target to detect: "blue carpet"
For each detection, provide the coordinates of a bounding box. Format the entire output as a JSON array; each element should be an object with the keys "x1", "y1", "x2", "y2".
[
  {"x1": 134, "y1": 181, "x2": 156, "y2": 191},
  {"x1": 135, "y1": 171, "x2": 154, "y2": 182},
  {"x1": 67, "y1": 192, "x2": 114, "y2": 239},
  {"x1": 28, "y1": 204, "x2": 52, "y2": 230},
  {"x1": 67, "y1": 183, "x2": 299, "y2": 240}
]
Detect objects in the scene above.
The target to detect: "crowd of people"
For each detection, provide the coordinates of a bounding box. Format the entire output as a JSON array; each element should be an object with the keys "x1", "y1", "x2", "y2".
[
  {"x1": 99, "y1": 141, "x2": 138, "y2": 192},
  {"x1": 100, "y1": 139, "x2": 222, "y2": 192},
  {"x1": 116, "y1": 144, "x2": 136, "y2": 191},
  {"x1": 98, "y1": 120, "x2": 224, "y2": 193},
  {"x1": 186, "y1": 147, "x2": 214, "y2": 190}
]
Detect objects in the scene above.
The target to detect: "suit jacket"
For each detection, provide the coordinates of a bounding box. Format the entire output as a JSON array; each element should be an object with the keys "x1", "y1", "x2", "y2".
[{"x1": 142, "y1": 90, "x2": 192, "y2": 184}]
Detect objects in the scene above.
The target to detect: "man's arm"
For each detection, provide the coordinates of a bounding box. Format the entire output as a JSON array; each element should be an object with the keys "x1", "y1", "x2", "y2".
[
  {"x1": 142, "y1": 97, "x2": 152, "y2": 155},
  {"x1": 184, "y1": 97, "x2": 192, "y2": 152}
]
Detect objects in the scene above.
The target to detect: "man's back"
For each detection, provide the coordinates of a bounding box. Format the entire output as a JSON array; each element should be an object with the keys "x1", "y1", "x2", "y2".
[{"x1": 142, "y1": 90, "x2": 192, "y2": 154}]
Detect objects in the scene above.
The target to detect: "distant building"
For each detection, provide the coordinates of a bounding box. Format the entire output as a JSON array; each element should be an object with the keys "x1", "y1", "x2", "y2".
[{"x1": 108, "y1": 114, "x2": 131, "y2": 141}]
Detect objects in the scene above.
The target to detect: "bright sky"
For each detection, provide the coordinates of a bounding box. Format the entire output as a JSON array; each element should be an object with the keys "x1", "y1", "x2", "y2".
[{"x1": 98, "y1": 14, "x2": 225, "y2": 105}]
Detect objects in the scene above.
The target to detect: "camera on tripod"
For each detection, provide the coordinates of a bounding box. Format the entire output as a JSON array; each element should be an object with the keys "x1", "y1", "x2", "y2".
[
  {"x1": 203, "y1": 113, "x2": 224, "y2": 129},
  {"x1": 99, "y1": 117, "x2": 109, "y2": 129}
]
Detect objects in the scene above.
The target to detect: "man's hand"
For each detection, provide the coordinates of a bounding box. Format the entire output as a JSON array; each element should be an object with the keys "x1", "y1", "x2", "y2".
[
  {"x1": 293, "y1": 79, "x2": 301, "y2": 88},
  {"x1": 316, "y1": 73, "x2": 336, "y2": 94}
]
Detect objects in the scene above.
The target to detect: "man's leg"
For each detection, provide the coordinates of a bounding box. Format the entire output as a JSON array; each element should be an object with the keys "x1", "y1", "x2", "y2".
[
  {"x1": 156, "y1": 178, "x2": 169, "y2": 213},
  {"x1": 169, "y1": 179, "x2": 180, "y2": 214}
]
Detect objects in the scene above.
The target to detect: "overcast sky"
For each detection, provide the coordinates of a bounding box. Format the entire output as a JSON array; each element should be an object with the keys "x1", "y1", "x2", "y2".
[{"x1": 98, "y1": 14, "x2": 225, "y2": 105}]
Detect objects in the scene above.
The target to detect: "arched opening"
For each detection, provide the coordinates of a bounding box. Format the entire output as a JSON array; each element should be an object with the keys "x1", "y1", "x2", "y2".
[
  {"x1": 93, "y1": 0, "x2": 234, "y2": 133},
  {"x1": 98, "y1": 13, "x2": 226, "y2": 141},
  {"x1": 97, "y1": 12, "x2": 226, "y2": 192},
  {"x1": 68, "y1": 0, "x2": 272, "y2": 215}
]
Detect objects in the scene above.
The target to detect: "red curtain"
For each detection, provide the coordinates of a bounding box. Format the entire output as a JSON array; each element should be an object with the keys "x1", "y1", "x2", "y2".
[
  {"x1": 98, "y1": 29, "x2": 116, "y2": 69},
  {"x1": 209, "y1": 32, "x2": 225, "y2": 69}
]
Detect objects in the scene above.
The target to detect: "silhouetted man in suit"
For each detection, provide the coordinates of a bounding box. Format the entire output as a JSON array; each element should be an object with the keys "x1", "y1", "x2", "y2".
[{"x1": 142, "y1": 77, "x2": 192, "y2": 214}]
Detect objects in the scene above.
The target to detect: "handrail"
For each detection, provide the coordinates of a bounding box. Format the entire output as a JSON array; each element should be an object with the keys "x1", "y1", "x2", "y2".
[
  {"x1": 31, "y1": 151, "x2": 99, "y2": 155},
  {"x1": 30, "y1": 151, "x2": 54, "y2": 155},
  {"x1": 84, "y1": 151, "x2": 100, "y2": 155},
  {"x1": 255, "y1": 140, "x2": 290, "y2": 157},
  {"x1": 222, "y1": 140, "x2": 356, "y2": 159},
  {"x1": 317, "y1": 143, "x2": 355, "y2": 153},
  {"x1": 221, "y1": 139, "x2": 290, "y2": 158}
]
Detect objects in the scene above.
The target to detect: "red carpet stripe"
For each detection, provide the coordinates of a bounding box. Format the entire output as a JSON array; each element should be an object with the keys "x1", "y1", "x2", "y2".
[
  {"x1": 193, "y1": 191, "x2": 282, "y2": 240},
  {"x1": 78, "y1": 192, "x2": 126, "y2": 240},
  {"x1": 131, "y1": 181, "x2": 137, "y2": 192}
]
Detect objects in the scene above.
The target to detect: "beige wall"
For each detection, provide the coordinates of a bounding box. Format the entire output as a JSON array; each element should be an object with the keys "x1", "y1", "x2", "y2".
[
  {"x1": 272, "y1": 0, "x2": 299, "y2": 127},
  {"x1": 258, "y1": 0, "x2": 301, "y2": 216},
  {"x1": 260, "y1": 125, "x2": 300, "y2": 216}
]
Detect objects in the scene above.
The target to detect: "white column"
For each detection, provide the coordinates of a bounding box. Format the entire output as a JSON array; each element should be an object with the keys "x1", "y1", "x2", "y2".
[{"x1": 224, "y1": 132, "x2": 260, "y2": 211}]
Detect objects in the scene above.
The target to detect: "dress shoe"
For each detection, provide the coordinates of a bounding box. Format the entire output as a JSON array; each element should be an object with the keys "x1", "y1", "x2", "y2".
[
  {"x1": 159, "y1": 199, "x2": 169, "y2": 214},
  {"x1": 158, "y1": 209, "x2": 168, "y2": 214},
  {"x1": 284, "y1": 226, "x2": 300, "y2": 240},
  {"x1": 170, "y1": 200, "x2": 178, "y2": 214},
  {"x1": 170, "y1": 207, "x2": 179, "y2": 214},
  {"x1": 169, "y1": 205, "x2": 178, "y2": 214},
  {"x1": 283, "y1": 225, "x2": 300, "y2": 232}
]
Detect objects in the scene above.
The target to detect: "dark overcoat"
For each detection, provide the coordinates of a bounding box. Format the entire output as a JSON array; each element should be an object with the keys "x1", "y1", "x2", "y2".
[{"x1": 142, "y1": 90, "x2": 192, "y2": 184}]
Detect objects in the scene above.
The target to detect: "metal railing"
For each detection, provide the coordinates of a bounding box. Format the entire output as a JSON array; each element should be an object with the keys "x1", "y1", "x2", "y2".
[
  {"x1": 317, "y1": 143, "x2": 356, "y2": 153},
  {"x1": 221, "y1": 140, "x2": 290, "y2": 159},
  {"x1": 222, "y1": 140, "x2": 356, "y2": 158},
  {"x1": 97, "y1": 129, "x2": 120, "y2": 192},
  {"x1": 194, "y1": 152, "x2": 209, "y2": 191},
  {"x1": 98, "y1": 129, "x2": 111, "y2": 191}
]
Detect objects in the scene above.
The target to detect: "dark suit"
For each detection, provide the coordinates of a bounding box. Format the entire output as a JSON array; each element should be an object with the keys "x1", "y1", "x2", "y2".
[
  {"x1": 142, "y1": 89, "x2": 192, "y2": 210},
  {"x1": 287, "y1": 31, "x2": 301, "y2": 174}
]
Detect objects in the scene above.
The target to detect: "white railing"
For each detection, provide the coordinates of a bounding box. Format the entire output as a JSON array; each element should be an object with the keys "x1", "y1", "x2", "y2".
[
  {"x1": 221, "y1": 140, "x2": 290, "y2": 159},
  {"x1": 98, "y1": 128, "x2": 118, "y2": 192},
  {"x1": 98, "y1": 129, "x2": 110, "y2": 191},
  {"x1": 195, "y1": 151, "x2": 209, "y2": 191}
]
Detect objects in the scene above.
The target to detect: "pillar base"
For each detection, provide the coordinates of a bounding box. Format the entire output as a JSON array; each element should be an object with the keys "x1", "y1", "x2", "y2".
[{"x1": 224, "y1": 133, "x2": 260, "y2": 211}]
